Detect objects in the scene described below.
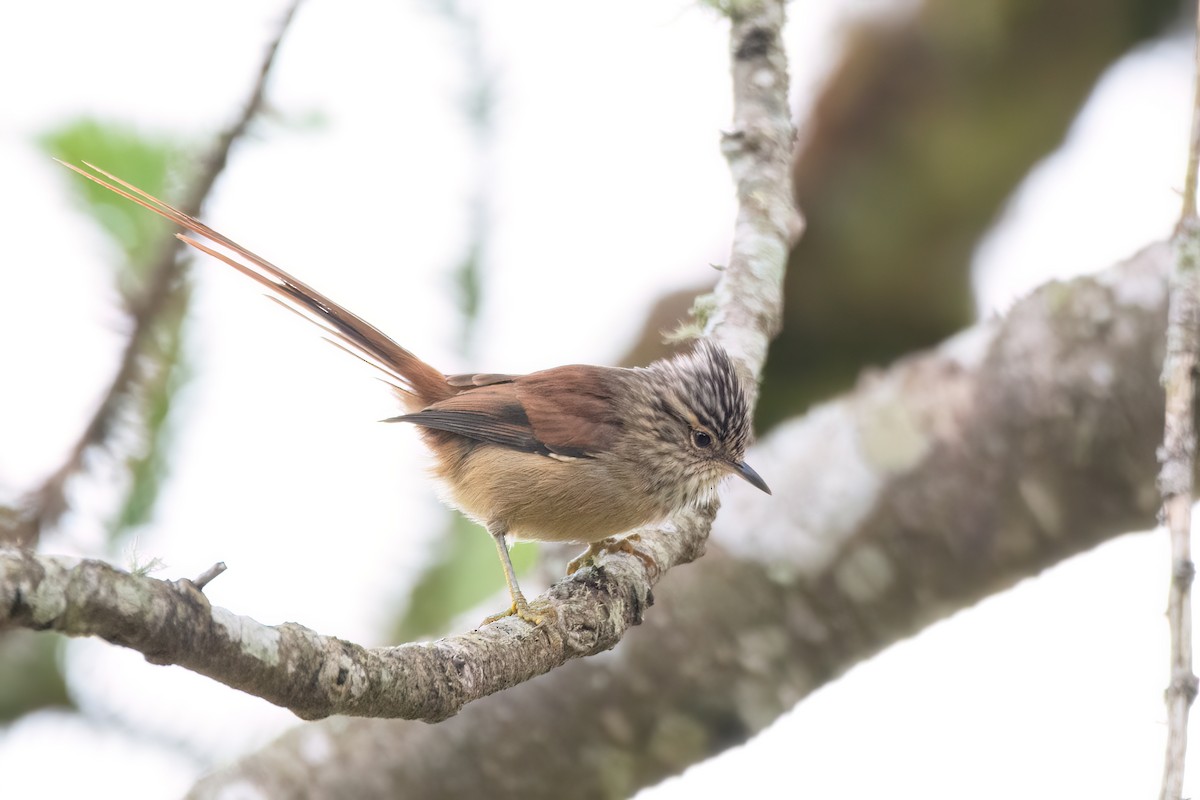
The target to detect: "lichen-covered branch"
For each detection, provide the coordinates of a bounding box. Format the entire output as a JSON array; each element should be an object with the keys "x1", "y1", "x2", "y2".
[
  {"x1": 184, "y1": 244, "x2": 1173, "y2": 799},
  {"x1": 0, "y1": 531, "x2": 693, "y2": 722},
  {"x1": 1161, "y1": 219, "x2": 1200, "y2": 800},
  {"x1": 1158, "y1": 7, "x2": 1200, "y2": 797},
  {"x1": 0, "y1": 241, "x2": 1174, "y2": 795},
  {"x1": 708, "y1": 0, "x2": 801, "y2": 397}
]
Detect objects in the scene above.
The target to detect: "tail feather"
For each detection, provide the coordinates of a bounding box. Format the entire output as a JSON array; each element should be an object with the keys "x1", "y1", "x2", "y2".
[{"x1": 59, "y1": 160, "x2": 452, "y2": 409}]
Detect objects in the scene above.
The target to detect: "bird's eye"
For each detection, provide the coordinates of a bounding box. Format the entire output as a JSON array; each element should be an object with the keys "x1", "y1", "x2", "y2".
[{"x1": 691, "y1": 429, "x2": 713, "y2": 449}]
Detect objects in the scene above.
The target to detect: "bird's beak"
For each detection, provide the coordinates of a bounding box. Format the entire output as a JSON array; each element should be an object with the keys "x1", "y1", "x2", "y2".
[{"x1": 729, "y1": 459, "x2": 771, "y2": 495}]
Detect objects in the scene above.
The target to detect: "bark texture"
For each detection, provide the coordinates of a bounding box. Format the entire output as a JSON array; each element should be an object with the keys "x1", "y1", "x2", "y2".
[
  {"x1": 175, "y1": 242, "x2": 1169, "y2": 799},
  {"x1": 0, "y1": 243, "x2": 1169, "y2": 797},
  {"x1": 0, "y1": 505, "x2": 707, "y2": 723}
]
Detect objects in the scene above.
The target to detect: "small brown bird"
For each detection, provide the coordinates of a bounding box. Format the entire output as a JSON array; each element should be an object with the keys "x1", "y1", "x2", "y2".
[{"x1": 60, "y1": 161, "x2": 770, "y2": 624}]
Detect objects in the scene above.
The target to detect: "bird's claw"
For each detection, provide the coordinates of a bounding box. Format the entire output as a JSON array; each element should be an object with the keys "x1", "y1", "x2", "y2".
[{"x1": 566, "y1": 534, "x2": 658, "y2": 576}]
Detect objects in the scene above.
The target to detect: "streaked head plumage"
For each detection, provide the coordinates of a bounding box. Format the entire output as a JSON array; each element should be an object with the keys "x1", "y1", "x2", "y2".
[{"x1": 634, "y1": 340, "x2": 768, "y2": 500}]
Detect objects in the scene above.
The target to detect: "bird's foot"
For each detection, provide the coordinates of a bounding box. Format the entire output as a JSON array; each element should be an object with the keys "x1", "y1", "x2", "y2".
[
  {"x1": 566, "y1": 533, "x2": 657, "y2": 576},
  {"x1": 481, "y1": 595, "x2": 555, "y2": 627}
]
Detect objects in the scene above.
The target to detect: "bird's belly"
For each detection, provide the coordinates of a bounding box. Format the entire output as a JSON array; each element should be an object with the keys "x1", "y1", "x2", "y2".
[{"x1": 440, "y1": 446, "x2": 668, "y2": 543}]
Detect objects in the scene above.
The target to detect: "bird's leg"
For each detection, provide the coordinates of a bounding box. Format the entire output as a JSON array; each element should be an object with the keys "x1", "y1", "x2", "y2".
[
  {"x1": 481, "y1": 523, "x2": 549, "y2": 626},
  {"x1": 567, "y1": 533, "x2": 658, "y2": 577}
]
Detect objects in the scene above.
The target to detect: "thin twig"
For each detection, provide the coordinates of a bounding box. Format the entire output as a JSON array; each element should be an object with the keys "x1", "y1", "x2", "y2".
[
  {"x1": 1184, "y1": 11, "x2": 1200, "y2": 225},
  {"x1": 192, "y1": 562, "x2": 228, "y2": 591},
  {"x1": 1158, "y1": 7, "x2": 1200, "y2": 798},
  {"x1": 7, "y1": 0, "x2": 304, "y2": 548}
]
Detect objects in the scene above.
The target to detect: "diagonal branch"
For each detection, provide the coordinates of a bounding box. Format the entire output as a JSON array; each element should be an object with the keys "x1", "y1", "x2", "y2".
[
  {"x1": 0, "y1": 240, "x2": 1176, "y2": 746},
  {"x1": 6, "y1": 0, "x2": 303, "y2": 548},
  {"x1": 0, "y1": 513, "x2": 704, "y2": 722},
  {"x1": 0, "y1": 0, "x2": 796, "y2": 722},
  {"x1": 186, "y1": 242, "x2": 1172, "y2": 798}
]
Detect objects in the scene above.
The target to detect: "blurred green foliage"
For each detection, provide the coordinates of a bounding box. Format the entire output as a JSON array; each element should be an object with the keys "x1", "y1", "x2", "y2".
[
  {"x1": 109, "y1": 290, "x2": 192, "y2": 539},
  {"x1": 40, "y1": 120, "x2": 182, "y2": 299},
  {"x1": 393, "y1": 515, "x2": 538, "y2": 640},
  {"x1": 0, "y1": 632, "x2": 71, "y2": 721},
  {"x1": 0, "y1": 117, "x2": 194, "y2": 725},
  {"x1": 41, "y1": 118, "x2": 193, "y2": 546}
]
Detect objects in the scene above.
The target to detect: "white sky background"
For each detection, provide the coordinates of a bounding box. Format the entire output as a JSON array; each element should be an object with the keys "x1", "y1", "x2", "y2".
[{"x1": 0, "y1": 1, "x2": 1194, "y2": 798}]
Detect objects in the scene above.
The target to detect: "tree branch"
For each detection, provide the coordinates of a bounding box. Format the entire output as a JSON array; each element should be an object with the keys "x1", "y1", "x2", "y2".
[
  {"x1": 5, "y1": 0, "x2": 303, "y2": 548},
  {"x1": 0, "y1": 0, "x2": 796, "y2": 724},
  {"x1": 0, "y1": 238, "x2": 1174, "y2": 795},
  {"x1": 0, "y1": 509, "x2": 711, "y2": 722},
  {"x1": 708, "y1": 0, "x2": 801, "y2": 395},
  {"x1": 1158, "y1": 5, "x2": 1200, "y2": 797},
  {"x1": 182, "y1": 243, "x2": 1173, "y2": 799}
]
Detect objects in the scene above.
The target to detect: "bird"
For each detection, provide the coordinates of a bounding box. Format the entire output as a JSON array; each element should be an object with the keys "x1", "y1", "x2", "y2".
[{"x1": 59, "y1": 161, "x2": 770, "y2": 625}]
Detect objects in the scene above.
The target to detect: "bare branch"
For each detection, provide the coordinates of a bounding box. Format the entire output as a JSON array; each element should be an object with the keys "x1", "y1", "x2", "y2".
[
  {"x1": 6, "y1": 0, "x2": 304, "y2": 547},
  {"x1": 707, "y1": 0, "x2": 801, "y2": 398},
  {"x1": 191, "y1": 561, "x2": 227, "y2": 591},
  {"x1": 1181, "y1": 7, "x2": 1200, "y2": 224},
  {"x1": 0, "y1": 242, "x2": 1175, "y2": 743},
  {"x1": 0, "y1": 507, "x2": 709, "y2": 722},
  {"x1": 1161, "y1": 222, "x2": 1200, "y2": 799},
  {"x1": 1158, "y1": 7, "x2": 1200, "y2": 796},
  {"x1": 184, "y1": 243, "x2": 1173, "y2": 798}
]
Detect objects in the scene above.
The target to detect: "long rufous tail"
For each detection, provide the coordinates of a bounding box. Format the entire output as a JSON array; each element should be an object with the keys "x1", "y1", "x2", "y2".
[{"x1": 58, "y1": 161, "x2": 452, "y2": 409}]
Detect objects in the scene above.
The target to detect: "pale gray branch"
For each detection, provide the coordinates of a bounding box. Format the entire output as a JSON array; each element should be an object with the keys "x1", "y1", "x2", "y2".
[
  {"x1": 708, "y1": 0, "x2": 801, "y2": 397},
  {"x1": 1160, "y1": 221, "x2": 1200, "y2": 800},
  {"x1": 1158, "y1": 6, "x2": 1200, "y2": 791},
  {"x1": 0, "y1": 2, "x2": 798, "y2": 724},
  {"x1": 0, "y1": 240, "x2": 1173, "y2": 796},
  {"x1": 185, "y1": 244, "x2": 1173, "y2": 800},
  {"x1": 0, "y1": 506, "x2": 707, "y2": 722}
]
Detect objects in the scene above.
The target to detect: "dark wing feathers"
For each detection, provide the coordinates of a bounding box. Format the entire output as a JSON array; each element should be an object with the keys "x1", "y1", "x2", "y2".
[
  {"x1": 444, "y1": 373, "x2": 520, "y2": 388},
  {"x1": 393, "y1": 384, "x2": 558, "y2": 455},
  {"x1": 394, "y1": 365, "x2": 625, "y2": 459}
]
